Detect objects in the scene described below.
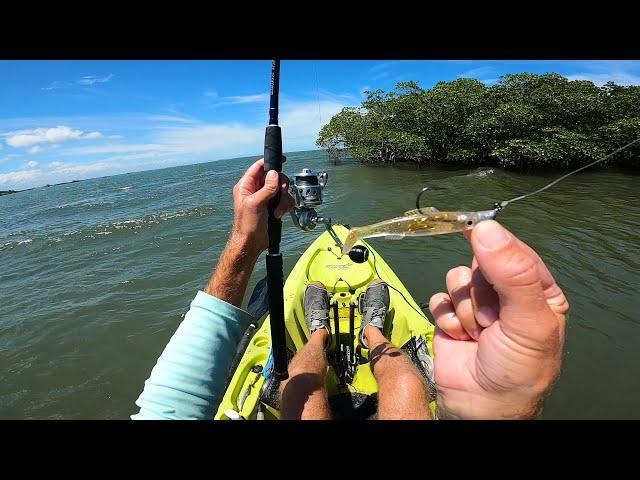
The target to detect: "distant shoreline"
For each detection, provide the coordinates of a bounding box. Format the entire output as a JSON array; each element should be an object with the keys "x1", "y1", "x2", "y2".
[{"x1": 0, "y1": 179, "x2": 82, "y2": 196}]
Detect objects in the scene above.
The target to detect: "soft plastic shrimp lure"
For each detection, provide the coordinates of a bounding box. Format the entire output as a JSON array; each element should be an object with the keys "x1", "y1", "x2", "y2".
[{"x1": 342, "y1": 138, "x2": 640, "y2": 255}]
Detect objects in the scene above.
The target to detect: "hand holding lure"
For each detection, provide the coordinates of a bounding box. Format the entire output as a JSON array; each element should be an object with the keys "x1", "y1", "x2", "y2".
[{"x1": 342, "y1": 138, "x2": 640, "y2": 255}]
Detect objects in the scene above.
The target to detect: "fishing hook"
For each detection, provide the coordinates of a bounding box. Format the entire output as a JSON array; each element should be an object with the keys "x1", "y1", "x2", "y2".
[{"x1": 415, "y1": 186, "x2": 446, "y2": 214}]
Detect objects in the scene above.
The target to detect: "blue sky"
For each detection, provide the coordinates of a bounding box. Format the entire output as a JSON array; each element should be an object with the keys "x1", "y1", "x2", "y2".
[{"x1": 1, "y1": 60, "x2": 639, "y2": 190}]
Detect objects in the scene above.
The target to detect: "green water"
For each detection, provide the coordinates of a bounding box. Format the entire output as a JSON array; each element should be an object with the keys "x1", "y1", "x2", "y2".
[{"x1": 1, "y1": 149, "x2": 639, "y2": 419}]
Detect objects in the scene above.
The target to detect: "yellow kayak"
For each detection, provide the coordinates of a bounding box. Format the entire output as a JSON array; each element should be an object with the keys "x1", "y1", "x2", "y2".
[{"x1": 214, "y1": 224, "x2": 436, "y2": 420}]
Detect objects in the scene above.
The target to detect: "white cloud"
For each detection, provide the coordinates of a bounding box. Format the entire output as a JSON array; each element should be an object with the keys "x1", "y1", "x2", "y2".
[
  {"x1": 61, "y1": 143, "x2": 172, "y2": 156},
  {"x1": 143, "y1": 115, "x2": 195, "y2": 124},
  {"x1": 41, "y1": 81, "x2": 69, "y2": 91},
  {"x1": 0, "y1": 169, "x2": 42, "y2": 187},
  {"x1": 0, "y1": 161, "x2": 114, "y2": 189},
  {"x1": 279, "y1": 99, "x2": 352, "y2": 150},
  {"x1": 77, "y1": 74, "x2": 114, "y2": 86},
  {"x1": 0, "y1": 91, "x2": 354, "y2": 189},
  {"x1": 27, "y1": 145, "x2": 42, "y2": 154},
  {"x1": 205, "y1": 91, "x2": 269, "y2": 107},
  {"x1": 480, "y1": 78, "x2": 499, "y2": 86},
  {"x1": 100, "y1": 152, "x2": 172, "y2": 163},
  {"x1": 458, "y1": 66, "x2": 498, "y2": 79},
  {"x1": 222, "y1": 94, "x2": 269, "y2": 105},
  {"x1": 457, "y1": 67, "x2": 500, "y2": 86},
  {"x1": 83, "y1": 131, "x2": 103, "y2": 139},
  {"x1": 26, "y1": 161, "x2": 38, "y2": 169},
  {"x1": 41, "y1": 75, "x2": 114, "y2": 91},
  {"x1": 4, "y1": 126, "x2": 104, "y2": 148},
  {"x1": 369, "y1": 61, "x2": 401, "y2": 80},
  {"x1": 566, "y1": 72, "x2": 640, "y2": 86},
  {"x1": 52, "y1": 162, "x2": 111, "y2": 176},
  {"x1": 158, "y1": 124, "x2": 263, "y2": 154},
  {"x1": 563, "y1": 60, "x2": 640, "y2": 86}
]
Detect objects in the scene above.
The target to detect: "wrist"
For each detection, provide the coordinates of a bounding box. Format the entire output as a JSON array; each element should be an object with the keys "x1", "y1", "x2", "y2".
[
  {"x1": 436, "y1": 389, "x2": 543, "y2": 420},
  {"x1": 228, "y1": 231, "x2": 263, "y2": 263},
  {"x1": 203, "y1": 232, "x2": 261, "y2": 307}
]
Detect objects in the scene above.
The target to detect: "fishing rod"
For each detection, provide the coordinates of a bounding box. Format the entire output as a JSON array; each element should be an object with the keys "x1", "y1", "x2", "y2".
[{"x1": 264, "y1": 60, "x2": 288, "y2": 381}]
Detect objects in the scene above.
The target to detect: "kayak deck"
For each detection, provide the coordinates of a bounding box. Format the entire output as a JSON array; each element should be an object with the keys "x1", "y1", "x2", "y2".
[{"x1": 214, "y1": 224, "x2": 436, "y2": 420}]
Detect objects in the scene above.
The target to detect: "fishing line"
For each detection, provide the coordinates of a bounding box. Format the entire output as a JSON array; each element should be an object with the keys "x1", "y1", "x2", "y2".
[
  {"x1": 368, "y1": 247, "x2": 431, "y2": 323},
  {"x1": 314, "y1": 63, "x2": 322, "y2": 130},
  {"x1": 498, "y1": 137, "x2": 640, "y2": 209}
]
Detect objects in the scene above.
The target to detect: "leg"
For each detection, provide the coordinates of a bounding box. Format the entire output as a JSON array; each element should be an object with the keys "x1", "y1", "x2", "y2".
[
  {"x1": 359, "y1": 279, "x2": 432, "y2": 420},
  {"x1": 365, "y1": 327, "x2": 432, "y2": 420},
  {"x1": 279, "y1": 281, "x2": 332, "y2": 420},
  {"x1": 280, "y1": 329, "x2": 332, "y2": 420}
]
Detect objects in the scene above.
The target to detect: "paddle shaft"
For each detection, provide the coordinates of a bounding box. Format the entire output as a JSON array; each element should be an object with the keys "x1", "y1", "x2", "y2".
[{"x1": 264, "y1": 60, "x2": 288, "y2": 381}]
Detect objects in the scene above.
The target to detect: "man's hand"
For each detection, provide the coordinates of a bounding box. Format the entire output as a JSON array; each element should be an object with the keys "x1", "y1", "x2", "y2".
[
  {"x1": 205, "y1": 157, "x2": 294, "y2": 307},
  {"x1": 231, "y1": 157, "x2": 294, "y2": 259},
  {"x1": 429, "y1": 220, "x2": 569, "y2": 419}
]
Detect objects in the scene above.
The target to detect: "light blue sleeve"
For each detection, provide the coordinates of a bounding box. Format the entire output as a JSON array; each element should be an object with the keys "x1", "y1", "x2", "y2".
[{"x1": 131, "y1": 290, "x2": 254, "y2": 420}]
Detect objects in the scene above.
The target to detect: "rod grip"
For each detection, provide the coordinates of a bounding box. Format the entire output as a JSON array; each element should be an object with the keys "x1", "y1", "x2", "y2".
[
  {"x1": 264, "y1": 124, "x2": 283, "y2": 254},
  {"x1": 264, "y1": 125, "x2": 282, "y2": 173},
  {"x1": 266, "y1": 253, "x2": 288, "y2": 381}
]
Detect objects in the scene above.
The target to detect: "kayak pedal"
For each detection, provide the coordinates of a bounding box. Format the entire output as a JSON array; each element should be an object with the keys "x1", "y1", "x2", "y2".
[
  {"x1": 330, "y1": 299, "x2": 358, "y2": 387},
  {"x1": 346, "y1": 301, "x2": 357, "y2": 383},
  {"x1": 331, "y1": 300, "x2": 340, "y2": 383}
]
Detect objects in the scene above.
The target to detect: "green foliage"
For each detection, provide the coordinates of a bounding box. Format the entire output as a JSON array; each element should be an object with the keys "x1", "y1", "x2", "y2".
[{"x1": 316, "y1": 73, "x2": 640, "y2": 169}]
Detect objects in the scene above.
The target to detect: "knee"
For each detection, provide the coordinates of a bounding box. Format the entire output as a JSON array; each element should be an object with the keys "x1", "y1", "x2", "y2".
[
  {"x1": 387, "y1": 369, "x2": 428, "y2": 398},
  {"x1": 280, "y1": 372, "x2": 325, "y2": 398}
]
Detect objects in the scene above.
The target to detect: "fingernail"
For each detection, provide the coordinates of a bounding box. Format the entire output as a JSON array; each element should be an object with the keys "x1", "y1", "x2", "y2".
[
  {"x1": 266, "y1": 170, "x2": 278, "y2": 183},
  {"x1": 476, "y1": 305, "x2": 499, "y2": 327},
  {"x1": 475, "y1": 220, "x2": 510, "y2": 250}
]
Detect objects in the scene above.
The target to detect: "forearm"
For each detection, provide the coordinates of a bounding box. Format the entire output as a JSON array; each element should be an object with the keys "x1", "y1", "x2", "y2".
[
  {"x1": 132, "y1": 291, "x2": 254, "y2": 420},
  {"x1": 204, "y1": 232, "x2": 261, "y2": 308}
]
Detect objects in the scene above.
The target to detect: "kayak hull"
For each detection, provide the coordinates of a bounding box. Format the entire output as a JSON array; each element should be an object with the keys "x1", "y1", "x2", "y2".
[{"x1": 214, "y1": 224, "x2": 436, "y2": 420}]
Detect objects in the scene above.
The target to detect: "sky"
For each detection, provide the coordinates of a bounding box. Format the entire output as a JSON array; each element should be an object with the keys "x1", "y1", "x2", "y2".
[{"x1": 1, "y1": 60, "x2": 639, "y2": 190}]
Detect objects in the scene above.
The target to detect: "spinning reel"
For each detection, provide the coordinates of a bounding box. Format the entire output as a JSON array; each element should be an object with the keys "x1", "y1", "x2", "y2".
[
  {"x1": 289, "y1": 168, "x2": 368, "y2": 264},
  {"x1": 289, "y1": 168, "x2": 330, "y2": 232}
]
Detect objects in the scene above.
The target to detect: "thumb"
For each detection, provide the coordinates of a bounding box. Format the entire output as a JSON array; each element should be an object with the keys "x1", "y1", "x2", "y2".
[
  {"x1": 470, "y1": 220, "x2": 556, "y2": 339},
  {"x1": 250, "y1": 170, "x2": 280, "y2": 207}
]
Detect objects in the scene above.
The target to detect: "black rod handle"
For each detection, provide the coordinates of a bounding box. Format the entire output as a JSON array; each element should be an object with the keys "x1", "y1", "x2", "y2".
[
  {"x1": 264, "y1": 124, "x2": 283, "y2": 255},
  {"x1": 266, "y1": 254, "x2": 288, "y2": 380},
  {"x1": 264, "y1": 125, "x2": 283, "y2": 173}
]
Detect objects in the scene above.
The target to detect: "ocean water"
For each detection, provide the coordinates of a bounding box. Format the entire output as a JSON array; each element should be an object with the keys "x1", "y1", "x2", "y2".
[{"x1": 1, "y1": 149, "x2": 639, "y2": 419}]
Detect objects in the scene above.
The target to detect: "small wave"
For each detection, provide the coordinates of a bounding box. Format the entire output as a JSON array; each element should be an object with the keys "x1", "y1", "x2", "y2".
[
  {"x1": 0, "y1": 205, "x2": 217, "y2": 253},
  {"x1": 117, "y1": 186, "x2": 132, "y2": 192},
  {"x1": 474, "y1": 168, "x2": 494, "y2": 177},
  {"x1": 105, "y1": 205, "x2": 216, "y2": 231},
  {"x1": 0, "y1": 238, "x2": 33, "y2": 252}
]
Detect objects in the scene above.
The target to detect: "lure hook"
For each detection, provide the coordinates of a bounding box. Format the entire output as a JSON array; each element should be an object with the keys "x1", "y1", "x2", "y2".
[{"x1": 415, "y1": 186, "x2": 446, "y2": 214}]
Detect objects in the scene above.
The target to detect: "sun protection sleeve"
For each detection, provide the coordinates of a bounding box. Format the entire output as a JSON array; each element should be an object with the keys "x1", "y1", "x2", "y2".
[{"x1": 131, "y1": 290, "x2": 254, "y2": 420}]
